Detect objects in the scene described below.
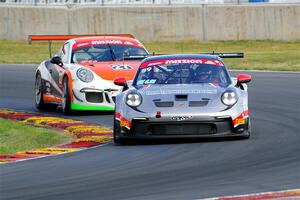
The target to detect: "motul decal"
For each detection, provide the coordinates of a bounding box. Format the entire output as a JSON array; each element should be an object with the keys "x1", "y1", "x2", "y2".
[
  {"x1": 115, "y1": 112, "x2": 131, "y2": 129},
  {"x1": 233, "y1": 110, "x2": 249, "y2": 127}
]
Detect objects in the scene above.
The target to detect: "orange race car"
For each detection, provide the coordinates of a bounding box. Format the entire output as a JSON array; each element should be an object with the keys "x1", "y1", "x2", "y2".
[{"x1": 32, "y1": 34, "x2": 149, "y2": 114}]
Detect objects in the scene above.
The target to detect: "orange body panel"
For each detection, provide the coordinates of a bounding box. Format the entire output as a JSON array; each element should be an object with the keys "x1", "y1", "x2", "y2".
[
  {"x1": 43, "y1": 94, "x2": 63, "y2": 104},
  {"x1": 66, "y1": 71, "x2": 74, "y2": 102},
  {"x1": 80, "y1": 61, "x2": 141, "y2": 81}
]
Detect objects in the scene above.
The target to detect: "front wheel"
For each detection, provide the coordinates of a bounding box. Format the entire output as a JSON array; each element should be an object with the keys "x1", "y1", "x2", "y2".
[
  {"x1": 240, "y1": 119, "x2": 251, "y2": 139},
  {"x1": 113, "y1": 117, "x2": 126, "y2": 145},
  {"x1": 245, "y1": 119, "x2": 251, "y2": 138},
  {"x1": 62, "y1": 76, "x2": 72, "y2": 115}
]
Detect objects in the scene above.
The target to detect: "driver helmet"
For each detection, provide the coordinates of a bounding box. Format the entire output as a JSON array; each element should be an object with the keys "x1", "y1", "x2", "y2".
[{"x1": 196, "y1": 67, "x2": 212, "y2": 81}]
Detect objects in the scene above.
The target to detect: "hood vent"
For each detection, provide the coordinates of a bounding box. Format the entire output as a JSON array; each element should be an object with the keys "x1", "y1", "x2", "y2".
[
  {"x1": 189, "y1": 100, "x2": 209, "y2": 107},
  {"x1": 154, "y1": 101, "x2": 174, "y2": 107}
]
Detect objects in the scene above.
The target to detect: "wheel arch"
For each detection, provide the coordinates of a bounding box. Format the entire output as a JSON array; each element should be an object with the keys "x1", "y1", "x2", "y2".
[{"x1": 62, "y1": 71, "x2": 74, "y2": 102}]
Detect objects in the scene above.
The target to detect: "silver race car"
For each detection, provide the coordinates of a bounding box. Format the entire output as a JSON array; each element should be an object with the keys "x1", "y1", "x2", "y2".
[{"x1": 113, "y1": 54, "x2": 252, "y2": 144}]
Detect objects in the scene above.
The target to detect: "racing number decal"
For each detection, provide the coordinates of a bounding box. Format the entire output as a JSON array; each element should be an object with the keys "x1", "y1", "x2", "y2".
[
  {"x1": 141, "y1": 67, "x2": 151, "y2": 73},
  {"x1": 112, "y1": 65, "x2": 132, "y2": 70}
]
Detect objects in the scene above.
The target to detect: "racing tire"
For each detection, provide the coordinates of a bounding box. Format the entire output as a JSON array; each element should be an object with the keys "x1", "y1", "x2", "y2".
[
  {"x1": 34, "y1": 72, "x2": 46, "y2": 110},
  {"x1": 113, "y1": 117, "x2": 126, "y2": 145},
  {"x1": 62, "y1": 76, "x2": 73, "y2": 115},
  {"x1": 240, "y1": 119, "x2": 251, "y2": 139}
]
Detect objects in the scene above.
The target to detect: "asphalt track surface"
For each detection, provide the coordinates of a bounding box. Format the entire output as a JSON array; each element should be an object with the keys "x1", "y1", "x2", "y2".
[{"x1": 0, "y1": 64, "x2": 299, "y2": 200}]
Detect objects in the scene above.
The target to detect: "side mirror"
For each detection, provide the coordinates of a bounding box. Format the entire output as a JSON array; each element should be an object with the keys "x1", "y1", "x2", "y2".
[
  {"x1": 50, "y1": 56, "x2": 63, "y2": 67},
  {"x1": 114, "y1": 77, "x2": 128, "y2": 90},
  {"x1": 237, "y1": 74, "x2": 251, "y2": 84}
]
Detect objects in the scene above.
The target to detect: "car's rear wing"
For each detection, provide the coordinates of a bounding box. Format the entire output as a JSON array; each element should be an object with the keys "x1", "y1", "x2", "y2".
[
  {"x1": 28, "y1": 34, "x2": 135, "y2": 57},
  {"x1": 203, "y1": 52, "x2": 244, "y2": 58},
  {"x1": 122, "y1": 52, "x2": 244, "y2": 61},
  {"x1": 28, "y1": 34, "x2": 135, "y2": 43},
  {"x1": 147, "y1": 52, "x2": 244, "y2": 58}
]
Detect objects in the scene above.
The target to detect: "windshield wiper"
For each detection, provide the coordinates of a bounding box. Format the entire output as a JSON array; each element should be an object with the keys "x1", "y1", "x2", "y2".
[{"x1": 123, "y1": 55, "x2": 149, "y2": 60}]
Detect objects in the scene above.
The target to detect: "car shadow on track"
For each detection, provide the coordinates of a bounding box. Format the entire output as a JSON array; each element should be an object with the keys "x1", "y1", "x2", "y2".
[
  {"x1": 67, "y1": 110, "x2": 114, "y2": 116},
  {"x1": 35, "y1": 106, "x2": 114, "y2": 116},
  {"x1": 115, "y1": 137, "x2": 249, "y2": 146}
]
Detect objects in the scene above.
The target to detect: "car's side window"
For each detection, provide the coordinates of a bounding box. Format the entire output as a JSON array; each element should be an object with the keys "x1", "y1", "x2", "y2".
[
  {"x1": 56, "y1": 47, "x2": 64, "y2": 59},
  {"x1": 61, "y1": 43, "x2": 70, "y2": 63}
]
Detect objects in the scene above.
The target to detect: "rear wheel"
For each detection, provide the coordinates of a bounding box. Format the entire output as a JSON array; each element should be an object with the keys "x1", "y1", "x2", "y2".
[
  {"x1": 34, "y1": 72, "x2": 46, "y2": 109},
  {"x1": 62, "y1": 76, "x2": 72, "y2": 115}
]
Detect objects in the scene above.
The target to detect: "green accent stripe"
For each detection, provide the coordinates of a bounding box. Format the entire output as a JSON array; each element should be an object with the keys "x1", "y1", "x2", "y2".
[{"x1": 71, "y1": 102, "x2": 114, "y2": 111}]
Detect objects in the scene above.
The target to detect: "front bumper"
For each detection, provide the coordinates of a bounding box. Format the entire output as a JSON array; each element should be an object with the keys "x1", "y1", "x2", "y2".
[
  {"x1": 117, "y1": 116, "x2": 250, "y2": 139},
  {"x1": 71, "y1": 102, "x2": 114, "y2": 111},
  {"x1": 71, "y1": 88, "x2": 117, "y2": 111}
]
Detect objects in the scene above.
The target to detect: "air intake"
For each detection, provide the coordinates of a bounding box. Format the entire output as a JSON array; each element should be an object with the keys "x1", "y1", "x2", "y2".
[{"x1": 154, "y1": 101, "x2": 174, "y2": 107}]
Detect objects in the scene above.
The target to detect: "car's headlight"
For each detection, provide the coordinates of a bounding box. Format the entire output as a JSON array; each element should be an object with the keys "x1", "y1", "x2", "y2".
[
  {"x1": 126, "y1": 92, "x2": 142, "y2": 107},
  {"x1": 77, "y1": 68, "x2": 94, "y2": 82},
  {"x1": 221, "y1": 91, "x2": 238, "y2": 106}
]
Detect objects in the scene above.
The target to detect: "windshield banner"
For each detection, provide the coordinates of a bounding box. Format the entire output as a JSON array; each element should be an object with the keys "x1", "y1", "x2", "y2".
[
  {"x1": 72, "y1": 39, "x2": 143, "y2": 50},
  {"x1": 140, "y1": 59, "x2": 224, "y2": 68}
]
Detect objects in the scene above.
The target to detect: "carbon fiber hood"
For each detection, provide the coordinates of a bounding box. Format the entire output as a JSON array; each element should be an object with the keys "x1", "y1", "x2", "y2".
[{"x1": 132, "y1": 84, "x2": 231, "y2": 114}]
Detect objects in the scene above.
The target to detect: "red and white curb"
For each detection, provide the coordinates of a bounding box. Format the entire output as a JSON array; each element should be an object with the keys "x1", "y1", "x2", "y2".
[
  {"x1": 0, "y1": 109, "x2": 113, "y2": 163},
  {"x1": 203, "y1": 188, "x2": 300, "y2": 200}
]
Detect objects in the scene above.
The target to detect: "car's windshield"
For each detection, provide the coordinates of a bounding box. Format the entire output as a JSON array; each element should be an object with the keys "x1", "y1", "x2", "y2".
[
  {"x1": 71, "y1": 45, "x2": 148, "y2": 63},
  {"x1": 133, "y1": 62, "x2": 231, "y2": 87}
]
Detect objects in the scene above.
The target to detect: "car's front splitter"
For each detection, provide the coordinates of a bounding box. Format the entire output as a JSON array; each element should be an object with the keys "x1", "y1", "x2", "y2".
[
  {"x1": 115, "y1": 117, "x2": 250, "y2": 139},
  {"x1": 71, "y1": 102, "x2": 114, "y2": 111}
]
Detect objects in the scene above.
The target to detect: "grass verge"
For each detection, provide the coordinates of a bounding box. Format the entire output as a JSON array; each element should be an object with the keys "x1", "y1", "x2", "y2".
[
  {"x1": 0, "y1": 118, "x2": 72, "y2": 154},
  {"x1": 0, "y1": 40, "x2": 299, "y2": 71}
]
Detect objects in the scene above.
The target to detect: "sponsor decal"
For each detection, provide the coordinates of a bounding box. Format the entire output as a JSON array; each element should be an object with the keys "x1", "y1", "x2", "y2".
[
  {"x1": 91, "y1": 40, "x2": 123, "y2": 45},
  {"x1": 137, "y1": 79, "x2": 157, "y2": 85},
  {"x1": 112, "y1": 64, "x2": 132, "y2": 70},
  {"x1": 141, "y1": 59, "x2": 224, "y2": 68},
  {"x1": 124, "y1": 41, "x2": 134, "y2": 45},
  {"x1": 148, "y1": 62, "x2": 164, "y2": 66},
  {"x1": 73, "y1": 39, "x2": 142, "y2": 50},
  {"x1": 77, "y1": 42, "x2": 89, "y2": 47},
  {"x1": 232, "y1": 110, "x2": 249, "y2": 128},
  {"x1": 145, "y1": 89, "x2": 217, "y2": 95},
  {"x1": 115, "y1": 112, "x2": 131, "y2": 129},
  {"x1": 120, "y1": 120, "x2": 130, "y2": 128},
  {"x1": 166, "y1": 59, "x2": 204, "y2": 64},
  {"x1": 171, "y1": 116, "x2": 192, "y2": 121}
]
